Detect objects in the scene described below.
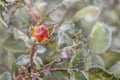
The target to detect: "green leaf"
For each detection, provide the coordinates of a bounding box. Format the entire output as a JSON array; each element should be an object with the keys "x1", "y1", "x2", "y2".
[
  {"x1": 0, "y1": 24, "x2": 9, "y2": 45},
  {"x1": 0, "y1": 72, "x2": 13, "y2": 80},
  {"x1": 87, "y1": 22, "x2": 111, "y2": 54},
  {"x1": 33, "y1": 57, "x2": 43, "y2": 70},
  {"x1": 69, "y1": 48, "x2": 85, "y2": 69},
  {"x1": 0, "y1": 5, "x2": 4, "y2": 12},
  {"x1": 50, "y1": 71, "x2": 70, "y2": 80},
  {"x1": 57, "y1": 32, "x2": 73, "y2": 46},
  {"x1": 12, "y1": 27, "x2": 32, "y2": 48},
  {"x1": 38, "y1": 77, "x2": 44, "y2": 80},
  {"x1": 59, "y1": 22, "x2": 75, "y2": 34},
  {"x1": 0, "y1": 0, "x2": 8, "y2": 4},
  {"x1": 57, "y1": 22, "x2": 75, "y2": 46},
  {"x1": 46, "y1": 50, "x2": 61, "y2": 62},
  {"x1": 102, "y1": 51, "x2": 120, "y2": 68},
  {"x1": 50, "y1": 9, "x2": 65, "y2": 23},
  {"x1": 16, "y1": 55, "x2": 30, "y2": 66},
  {"x1": 109, "y1": 61, "x2": 120, "y2": 78},
  {"x1": 0, "y1": 17, "x2": 8, "y2": 28},
  {"x1": 72, "y1": 6, "x2": 101, "y2": 22},
  {"x1": 3, "y1": 34, "x2": 30, "y2": 53},
  {"x1": 85, "y1": 55, "x2": 105, "y2": 69},
  {"x1": 0, "y1": 25, "x2": 30, "y2": 72},
  {"x1": 35, "y1": 45, "x2": 46, "y2": 54},
  {"x1": 69, "y1": 69, "x2": 89, "y2": 80},
  {"x1": 0, "y1": 48, "x2": 16, "y2": 72},
  {"x1": 87, "y1": 65, "x2": 120, "y2": 80},
  {"x1": 14, "y1": 7, "x2": 31, "y2": 26}
]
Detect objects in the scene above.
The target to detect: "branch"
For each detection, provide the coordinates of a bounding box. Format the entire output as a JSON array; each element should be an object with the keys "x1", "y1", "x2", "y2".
[{"x1": 30, "y1": 41, "x2": 36, "y2": 70}]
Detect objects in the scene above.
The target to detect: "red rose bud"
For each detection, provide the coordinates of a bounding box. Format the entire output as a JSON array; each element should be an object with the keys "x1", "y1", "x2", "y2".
[{"x1": 31, "y1": 26, "x2": 49, "y2": 43}]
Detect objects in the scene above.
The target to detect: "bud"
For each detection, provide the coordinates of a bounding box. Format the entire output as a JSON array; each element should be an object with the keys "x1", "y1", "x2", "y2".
[
  {"x1": 61, "y1": 46, "x2": 73, "y2": 59},
  {"x1": 16, "y1": 75, "x2": 28, "y2": 80},
  {"x1": 31, "y1": 73, "x2": 40, "y2": 80},
  {"x1": 31, "y1": 26, "x2": 49, "y2": 43}
]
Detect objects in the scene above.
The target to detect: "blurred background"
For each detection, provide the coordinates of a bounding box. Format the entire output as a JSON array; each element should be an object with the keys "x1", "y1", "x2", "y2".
[{"x1": 0, "y1": 0, "x2": 120, "y2": 79}]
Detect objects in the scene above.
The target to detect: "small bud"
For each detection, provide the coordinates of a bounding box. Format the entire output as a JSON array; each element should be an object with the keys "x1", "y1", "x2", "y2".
[
  {"x1": 61, "y1": 46, "x2": 73, "y2": 59},
  {"x1": 16, "y1": 75, "x2": 28, "y2": 80},
  {"x1": 31, "y1": 73, "x2": 40, "y2": 80},
  {"x1": 19, "y1": 66, "x2": 28, "y2": 75}
]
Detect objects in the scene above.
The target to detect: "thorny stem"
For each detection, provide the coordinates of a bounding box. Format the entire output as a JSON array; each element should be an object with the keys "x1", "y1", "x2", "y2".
[{"x1": 30, "y1": 41, "x2": 36, "y2": 70}]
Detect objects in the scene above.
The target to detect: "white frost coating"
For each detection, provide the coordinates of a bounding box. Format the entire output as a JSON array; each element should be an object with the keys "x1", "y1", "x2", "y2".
[
  {"x1": 6, "y1": 0, "x2": 15, "y2": 3},
  {"x1": 88, "y1": 22, "x2": 112, "y2": 53},
  {"x1": 109, "y1": 61, "x2": 120, "y2": 78},
  {"x1": 35, "y1": 45, "x2": 46, "y2": 54},
  {"x1": 73, "y1": 5, "x2": 101, "y2": 22},
  {"x1": 84, "y1": 6, "x2": 101, "y2": 22},
  {"x1": 63, "y1": 0, "x2": 82, "y2": 7}
]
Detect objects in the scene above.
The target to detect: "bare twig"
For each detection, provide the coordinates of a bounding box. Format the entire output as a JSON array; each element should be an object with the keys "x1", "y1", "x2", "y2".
[{"x1": 30, "y1": 40, "x2": 36, "y2": 70}]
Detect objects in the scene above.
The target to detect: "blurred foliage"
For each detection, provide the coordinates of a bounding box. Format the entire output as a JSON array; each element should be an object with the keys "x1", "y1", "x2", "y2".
[{"x1": 0, "y1": 0, "x2": 120, "y2": 80}]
